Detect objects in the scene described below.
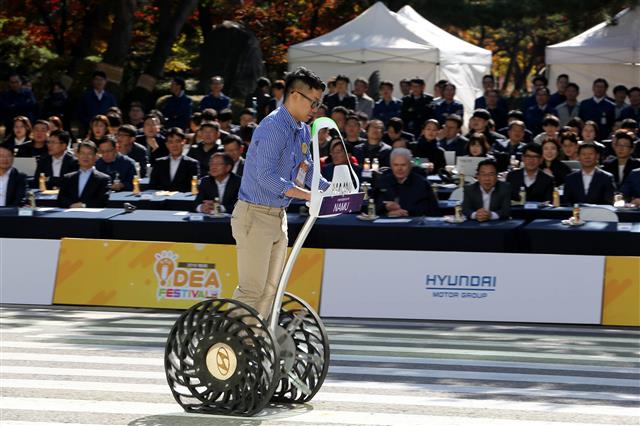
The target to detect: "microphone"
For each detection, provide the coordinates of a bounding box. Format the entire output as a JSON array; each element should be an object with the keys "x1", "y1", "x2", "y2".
[{"x1": 123, "y1": 202, "x2": 137, "y2": 213}]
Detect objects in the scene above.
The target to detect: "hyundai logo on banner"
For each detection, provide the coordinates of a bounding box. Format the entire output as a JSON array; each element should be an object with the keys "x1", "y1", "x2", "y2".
[{"x1": 425, "y1": 274, "x2": 497, "y2": 299}]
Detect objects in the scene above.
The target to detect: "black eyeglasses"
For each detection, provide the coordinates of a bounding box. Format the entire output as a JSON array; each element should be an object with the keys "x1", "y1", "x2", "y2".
[{"x1": 294, "y1": 90, "x2": 321, "y2": 109}]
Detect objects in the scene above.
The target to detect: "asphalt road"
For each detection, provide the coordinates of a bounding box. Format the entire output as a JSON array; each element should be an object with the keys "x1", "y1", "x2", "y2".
[{"x1": 1, "y1": 304, "x2": 638, "y2": 426}]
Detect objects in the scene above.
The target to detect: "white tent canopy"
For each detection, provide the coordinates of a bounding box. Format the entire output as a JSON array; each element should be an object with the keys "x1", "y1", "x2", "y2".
[
  {"x1": 287, "y1": 2, "x2": 492, "y2": 125},
  {"x1": 546, "y1": 7, "x2": 640, "y2": 96}
]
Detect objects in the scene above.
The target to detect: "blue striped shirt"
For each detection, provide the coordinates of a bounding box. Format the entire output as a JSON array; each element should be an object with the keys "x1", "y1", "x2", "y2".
[{"x1": 239, "y1": 106, "x2": 330, "y2": 208}]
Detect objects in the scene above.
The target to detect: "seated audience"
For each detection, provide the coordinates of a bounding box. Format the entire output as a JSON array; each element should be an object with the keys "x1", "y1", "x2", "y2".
[
  {"x1": 620, "y1": 168, "x2": 640, "y2": 205},
  {"x1": 87, "y1": 114, "x2": 110, "y2": 143},
  {"x1": 321, "y1": 139, "x2": 362, "y2": 184},
  {"x1": 2, "y1": 116, "x2": 32, "y2": 150},
  {"x1": 466, "y1": 109, "x2": 505, "y2": 147},
  {"x1": 57, "y1": 140, "x2": 110, "y2": 208},
  {"x1": 540, "y1": 138, "x2": 572, "y2": 186},
  {"x1": 463, "y1": 133, "x2": 493, "y2": 158},
  {"x1": 95, "y1": 136, "x2": 136, "y2": 191},
  {"x1": 438, "y1": 114, "x2": 468, "y2": 157},
  {"x1": 34, "y1": 130, "x2": 78, "y2": 189},
  {"x1": 533, "y1": 114, "x2": 560, "y2": 145},
  {"x1": 149, "y1": 127, "x2": 199, "y2": 192},
  {"x1": 506, "y1": 143, "x2": 554, "y2": 202},
  {"x1": 492, "y1": 120, "x2": 526, "y2": 159},
  {"x1": 0, "y1": 144, "x2": 28, "y2": 207},
  {"x1": 560, "y1": 132, "x2": 580, "y2": 161},
  {"x1": 375, "y1": 148, "x2": 439, "y2": 217},
  {"x1": 188, "y1": 121, "x2": 221, "y2": 176},
  {"x1": 563, "y1": 144, "x2": 615, "y2": 205},
  {"x1": 199, "y1": 76, "x2": 230, "y2": 113},
  {"x1": 602, "y1": 130, "x2": 640, "y2": 188},
  {"x1": 194, "y1": 153, "x2": 240, "y2": 213},
  {"x1": 353, "y1": 119, "x2": 392, "y2": 168},
  {"x1": 344, "y1": 114, "x2": 366, "y2": 153},
  {"x1": 222, "y1": 135, "x2": 245, "y2": 176},
  {"x1": 16, "y1": 119, "x2": 49, "y2": 159},
  {"x1": 410, "y1": 119, "x2": 446, "y2": 174},
  {"x1": 462, "y1": 158, "x2": 511, "y2": 220},
  {"x1": 117, "y1": 125, "x2": 148, "y2": 178},
  {"x1": 137, "y1": 114, "x2": 168, "y2": 165},
  {"x1": 383, "y1": 117, "x2": 415, "y2": 147}
]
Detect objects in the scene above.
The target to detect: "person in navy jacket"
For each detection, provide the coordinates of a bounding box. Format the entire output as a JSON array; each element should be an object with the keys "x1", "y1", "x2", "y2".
[
  {"x1": 563, "y1": 144, "x2": 615, "y2": 205},
  {"x1": 161, "y1": 77, "x2": 192, "y2": 130},
  {"x1": 579, "y1": 78, "x2": 616, "y2": 141},
  {"x1": 76, "y1": 71, "x2": 117, "y2": 134}
]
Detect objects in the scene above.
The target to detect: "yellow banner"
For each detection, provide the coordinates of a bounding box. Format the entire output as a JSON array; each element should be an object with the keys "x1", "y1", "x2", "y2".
[
  {"x1": 602, "y1": 257, "x2": 640, "y2": 326},
  {"x1": 54, "y1": 239, "x2": 324, "y2": 311}
]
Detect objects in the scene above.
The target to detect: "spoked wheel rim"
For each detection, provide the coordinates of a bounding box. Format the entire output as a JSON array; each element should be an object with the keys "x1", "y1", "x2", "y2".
[
  {"x1": 165, "y1": 298, "x2": 279, "y2": 416},
  {"x1": 271, "y1": 292, "x2": 330, "y2": 403}
]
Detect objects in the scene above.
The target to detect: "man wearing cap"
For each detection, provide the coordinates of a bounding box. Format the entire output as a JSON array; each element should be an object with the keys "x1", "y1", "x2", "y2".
[
  {"x1": 232, "y1": 67, "x2": 330, "y2": 320},
  {"x1": 0, "y1": 144, "x2": 28, "y2": 207}
]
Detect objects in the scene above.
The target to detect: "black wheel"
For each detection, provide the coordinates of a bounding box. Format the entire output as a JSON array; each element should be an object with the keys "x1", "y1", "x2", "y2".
[
  {"x1": 270, "y1": 292, "x2": 329, "y2": 403},
  {"x1": 165, "y1": 299, "x2": 280, "y2": 416}
]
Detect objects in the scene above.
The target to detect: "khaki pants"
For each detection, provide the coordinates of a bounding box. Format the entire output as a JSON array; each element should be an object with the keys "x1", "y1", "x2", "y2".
[{"x1": 231, "y1": 200, "x2": 288, "y2": 319}]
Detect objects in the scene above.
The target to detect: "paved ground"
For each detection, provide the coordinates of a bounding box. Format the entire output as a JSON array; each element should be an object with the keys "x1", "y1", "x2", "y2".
[{"x1": 0, "y1": 304, "x2": 638, "y2": 426}]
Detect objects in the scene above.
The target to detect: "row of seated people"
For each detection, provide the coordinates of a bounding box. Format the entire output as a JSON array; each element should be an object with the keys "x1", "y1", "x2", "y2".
[{"x1": 2, "y1": 137, "x2": 639, "y2": 217}]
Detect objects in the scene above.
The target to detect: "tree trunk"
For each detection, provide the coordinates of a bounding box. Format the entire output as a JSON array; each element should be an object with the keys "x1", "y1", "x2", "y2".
[
  {"x1": 102, "y1": 0, "x2": 137, "y2": 66},
  {"x1": 68, "y1": 2, "x2": 106, "y2": 74},
  {"x1": 142, "y1": 0, "x2": 199, "y2": 79}
]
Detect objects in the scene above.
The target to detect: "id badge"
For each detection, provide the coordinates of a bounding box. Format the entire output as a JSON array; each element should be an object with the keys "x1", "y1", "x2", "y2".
[
  {"x1": 601, "y1": 114, "x2": 607, "y2": 125},
  {"x1": 295, "y1": 160, "x2": 309, "y2": 187}
]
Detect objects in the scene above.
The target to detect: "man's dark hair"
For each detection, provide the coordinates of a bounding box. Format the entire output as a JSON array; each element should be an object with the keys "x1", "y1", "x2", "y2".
[
  {"x1": 566, "y1": 117, "x2": 584, "y2": 129},
  {"x1": 614, "y1": 130, "x2": 635, "y2": 144},
  {"x1": 346, "y1": 114, "x2": 361, "y2": 126},
  {"x1": 201, "y1": 108, "x2": 217, "y2": 121},
  {"x1": 33, "y1": 119, "x2": 51, "y2": 129},
  {"x1": 436, "y1": 79, "x2": 449, "y2": 88},
  {"x1": 78, "y1": 140, "x2": 98, "y2": 154},
  {"x1": 620, "y1": 118, "x2": 638, "y2": 130},
  {"x1": 578, "y1": 143, "x2": 599, "y2": 154},
  {"x1": 172, "y1": 77, "x2": 186, "y2": 91},
  {"x1": 613, "y1": 85, "x2": 628, "y2": 95},
  {"x1": 212, "y1": 152, "x2": 234, "y2": 167},
  {"x1": 535, "y1": 87, "x2": 551, "y2": 96},
  {"x1": 240, "y1": 108, "x2": 256, "y2": 117},
  {"x1": 166, "y1": 127, "x2": 185, "y2": 139},
  {"x1": 190, "y1": 111, "x2": 203, "y2": 126},
  {"x1": 566, "y1": 82, "x2": 580, "y2": 92},
  {"x1": 222, "y1": 134, "x2": 243, "y2": 148},
  {"x1": 331, "y1": 106, "x2": 348, "y2": 117},
  {"x1": 118, "y1": 124, "x2": 137, "y2": 137},
  {"x1": 387, "y1": 117, "x2": 404, "y2": 133},
  {"x1": 50, "y1": 129, "x2": 70, "y2": 145},
  {"x1": 379, "y1": 80, "x2": 394, "y2": 90},
  {"x1": 107, "y1": 113, "x2": 122, "y2": 128},
  {"x1": 507, "y1": 110, "x2": 524, "y2": 120},
  {"x1": 560, "y1": 132, "x2": 578, "y2": 144},
  {"x1": 200, "y1": 121, "x2": 220, "y2": 132},
  {"x1": 399, "y1": 78, "x2": 411, "y2": 85},
  {"x1": 593, "y1": 78, "x2": 609, "y2": 89},
  {"x1": 628, "y1": 86, "x2": 640, "y2": 95},
  {"x1": 482, "y1": 74, "x2": 495, "y2": 82},
  {"x1": 335, "y1": 74, "x2": 350, "y2": 84},
  {"x1": 422, "y1": 118, "x2": 440, "y2": 130},
  {"x1": 218, "y1": 108, "x2": 233, "y2": 122},
  {"x1": 522, "y1": 142, "x2": 542, "y2": 156},
  {"x1": 97, "y1": 135, "x2": 116, "y2": 148},
  {"x1": 532, "y1": 75, "x2": 548, "y2": 86},
  {"x1": 445, "y1": 114, "x2": 463, "y2": 128},
  {"x1": 239, "y1": 122, "x2": 256, "y2": 142},
  {"x1": 410, "y1": 77, "x2": 425, "y2": 86},
  {"x1": 477, "y1": 158, "x2": 498, "y2": 173},
  {"x1": 444, "y1": 82, "x2": 457, "y2": 91},
  {"x1": 143, "y1": 113, "x2": 159, "y2": 124},
  {"x1": 508, "y1": 120, "x2": 526, "y2": 131},
  {"x1": 256, "y1": 77, "x2": 271, "y2": 88},
  {"x1": 354, "y1": 77, "x2": 368, "y2": 86},
  {"x1": 284, "y1": 67, "x2": 326, "y2": 100},
  {"x1": 272, "y1": 80, "x2": 285, "y2": 90},
  {"x1": 542, "y1": 115, "x2": 560, "y2": 127},
  {"x1": 92, "y1": 71, "x2": 107, "y2": 79},
  {"x1": 557, "y1": 74, "x2": 569, "y2": 81}
]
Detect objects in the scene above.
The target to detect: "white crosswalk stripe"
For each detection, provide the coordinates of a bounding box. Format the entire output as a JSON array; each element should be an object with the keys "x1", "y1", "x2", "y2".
[{"x1": 1, "y1": 304, "x2": 639, "y2": 426}]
